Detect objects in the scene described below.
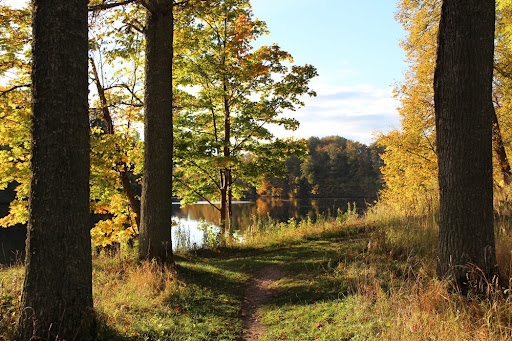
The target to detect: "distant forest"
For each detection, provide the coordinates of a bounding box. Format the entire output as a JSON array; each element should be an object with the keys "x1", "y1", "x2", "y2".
[
  {"x1": 0, "y1": 136, "x2": 382, "y2": 224},
  {"x1": 252, "y1": 136, "x2": 383, "y2": 199}
]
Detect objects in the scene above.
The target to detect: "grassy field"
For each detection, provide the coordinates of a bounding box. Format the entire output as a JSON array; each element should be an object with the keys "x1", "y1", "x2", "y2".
[{"x1": 2, "y1": 206, "x2": 512, "y2": 340}]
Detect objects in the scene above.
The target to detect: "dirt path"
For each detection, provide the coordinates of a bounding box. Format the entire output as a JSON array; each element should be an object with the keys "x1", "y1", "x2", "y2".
[{"x1": 241, "y1": 266, "x2": 286, "y2": 340}]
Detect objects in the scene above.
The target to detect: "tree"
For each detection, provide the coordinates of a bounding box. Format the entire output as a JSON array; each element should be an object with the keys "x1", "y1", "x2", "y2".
[
  {"x1": 88, "y1": 56, "x2": 143, "y2": 247},
  {"x1": 434, "y1": 0, "x2": 497, "y2": 293},
  {"x1": 0, "y1": 4, "x2": 32, "y2": 228},
  {"x1": 376, "y1": 0, "x2": 440, "y2": 216},
  {"x1": 173, "y1": 0, "x2": 316, "y2": 233},
  {"x1": 380, "y1": 0, "x2": 512, "y2": 217},
  {"x1": 299, "y1": 136, "x2": 382, "y2": 198},
  {"x1": 0, "y1": 2, "x2": 146, "y2": 250},
  {"x1": 88, "y1": 1, "x2": 146, "y2": 241},
  {"x1": 15, "y1": 0, "x2": 95, "y2": 339},
  {"x1": 138, "y1": 0, "x2": 175, "y2": 262}
]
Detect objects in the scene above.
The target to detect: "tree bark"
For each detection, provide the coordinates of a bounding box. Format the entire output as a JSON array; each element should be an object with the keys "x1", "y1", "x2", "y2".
[
  {"x1": 139, "y1": 0, "x2": 174, "y2": 263},
  {"x1": 434, "y1": 0, "x2": 497, "y2": 294},
  {"x1": 15, "y1": 0, "x2": 95, "y2": 339}
]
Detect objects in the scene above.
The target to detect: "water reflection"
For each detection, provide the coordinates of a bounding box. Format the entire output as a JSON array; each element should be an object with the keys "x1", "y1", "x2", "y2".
[{"x1": 171, "y1": 198, "x2": 371, "y2": 249}]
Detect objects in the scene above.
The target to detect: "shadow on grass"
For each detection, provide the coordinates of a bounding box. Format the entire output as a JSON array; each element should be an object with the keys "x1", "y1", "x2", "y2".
[
  {"x1": 94, "y1": 224, "x2": 376, "y2": 340},
  {"x1": 177, "y1": 225, "x2": 373, "y2": 310}
]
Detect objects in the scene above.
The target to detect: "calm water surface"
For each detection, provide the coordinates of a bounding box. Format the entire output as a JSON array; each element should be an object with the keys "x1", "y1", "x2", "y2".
[{"x1": 171, "y1": 198, "x2": 372, "y2": 249}]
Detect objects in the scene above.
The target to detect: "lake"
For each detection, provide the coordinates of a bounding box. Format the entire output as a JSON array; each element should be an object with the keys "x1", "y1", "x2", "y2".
[
  {"x1": 0, "y1": 197, "x2": 373, "y2": 263},
  {"x1": 171, "y1": 197, "x2": 372, "y2": 249}
]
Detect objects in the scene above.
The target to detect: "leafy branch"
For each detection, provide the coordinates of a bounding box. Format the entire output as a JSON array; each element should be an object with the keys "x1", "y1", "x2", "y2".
[{"x1": 172, "y1": 174, "x2": 221, "y2": 212}]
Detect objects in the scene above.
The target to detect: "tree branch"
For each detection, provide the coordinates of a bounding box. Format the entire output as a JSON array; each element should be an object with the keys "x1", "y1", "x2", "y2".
[
  {"x1": 118, "y1": 101, "x2": 144, "y2": 108},
  {"x1": 88, "y1": 0, "x2": 138, "y2": 12},
  {"x1": 232, "y1": 118, "x2": 270, "y2": 153},
  {"x1": 0, "y1": 84, "x2": 30, "y2": 97},
  {"x1": 188, "y1": 159, "x2": 222, "y2": 191},
  {"x1": 172, "y1": 174, "x2": 221, "y2": 212},
  {"x1": 404, "y1": 148, "x2": 434, "y2": 163},
  {"x1": 106, "y1": 83, "x2": 144, "y2": 106}
]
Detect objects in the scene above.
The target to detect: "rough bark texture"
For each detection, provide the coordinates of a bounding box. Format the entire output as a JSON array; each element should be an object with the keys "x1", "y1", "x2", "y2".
[
  {"x1": 139, "y1": 0, "x2": 174, "y2": 263},
  {"x1": 434, "y1": 0, "x2": 497, "y2": 293},
  {"x1": 15, "y1": 0, "x2": 94, "y2": 339}
]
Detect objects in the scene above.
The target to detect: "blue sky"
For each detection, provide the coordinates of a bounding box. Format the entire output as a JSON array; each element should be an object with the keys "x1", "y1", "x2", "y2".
[
  {"x1": 4, "y1": 0, "x2": 405, "y2": 145},
  {"x1": 250, "y1": 0, "x2": 406, "y2": 145}
]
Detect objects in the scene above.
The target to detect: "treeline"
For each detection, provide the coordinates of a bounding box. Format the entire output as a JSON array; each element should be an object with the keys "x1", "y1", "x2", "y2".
[{"x1": 255, "y1": 136, "x2": 383, "y2": 199}]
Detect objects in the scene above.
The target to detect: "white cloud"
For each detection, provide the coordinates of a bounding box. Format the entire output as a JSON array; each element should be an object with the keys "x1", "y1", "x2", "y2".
[
  {"x1": 272, "y1": 83, "x2": 401, "y2": 145},
  {"x1": 3, "y1": 0, "x2": 28, "y2": 8}
]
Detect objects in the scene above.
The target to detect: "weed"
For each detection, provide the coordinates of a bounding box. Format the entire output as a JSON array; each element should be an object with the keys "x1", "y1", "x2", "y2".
[{"x1": 2, "y1": 210, "x2": 512, "y2": 340}]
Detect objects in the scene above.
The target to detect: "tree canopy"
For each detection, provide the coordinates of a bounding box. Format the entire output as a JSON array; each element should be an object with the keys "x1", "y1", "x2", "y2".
[
  {"x1": 173, "y1": 0, "x2": 317, "y2": 231},
  {"x1": 0, "y1": 0, "x2": 319, "y2": 245},
  {"x1": 378, "y1": 0, "x2": 512, "y2": 217}
]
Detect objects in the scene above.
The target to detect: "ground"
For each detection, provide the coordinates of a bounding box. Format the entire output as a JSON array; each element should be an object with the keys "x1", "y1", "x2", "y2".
[{"x1": 241, "y1": 265, "x2": 287, "y2": 340}]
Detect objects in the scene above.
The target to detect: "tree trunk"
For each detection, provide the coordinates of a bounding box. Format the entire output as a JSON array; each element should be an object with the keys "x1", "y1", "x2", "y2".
[
  {"x1": 219, "y1": 169, "x2": 229, "y2": 234},
  {"x1": 221, "y1": 71, "x2": 231, "y2": 235},
  {"x1": 15, "y1": 0, "x2": 95, "y2": 339},
  {"x1": 120, "y1": 169, "x2": 141, "y2": 229},
  {"x1": 228, "y1": 169, "x2": 233, "y2": 232},
  {"x1": 434, "y1": 0, "x2": 497, "y2": 294},
  {"x1": 139, "y1": 0, "x2": 174, "y2": 263}
]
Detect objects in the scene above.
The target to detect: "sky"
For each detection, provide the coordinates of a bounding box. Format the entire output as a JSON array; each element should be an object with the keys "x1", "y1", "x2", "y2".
[
  {"x1": 250, "y1": 0, "x2": 406, "y2": 145},
  {"x1": 3, "y1": 0, "x2": 406, "y2": 145}
]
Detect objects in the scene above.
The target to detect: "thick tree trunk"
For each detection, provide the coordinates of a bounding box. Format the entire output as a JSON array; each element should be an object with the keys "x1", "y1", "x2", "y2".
[
  {"x1": 15, "y1": 0, "x2": 95, "y2": 339},
  {"x1": 434, "y1": 0, "x2": 497, "y2": 294},
  {"x1": 139, "y1": 0, "x2": 174, "y2": 263}
]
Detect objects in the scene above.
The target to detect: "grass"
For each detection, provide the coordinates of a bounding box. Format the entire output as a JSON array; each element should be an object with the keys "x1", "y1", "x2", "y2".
[{"x1": 2, "y1": 206, "x2": 512, "y2": 340}]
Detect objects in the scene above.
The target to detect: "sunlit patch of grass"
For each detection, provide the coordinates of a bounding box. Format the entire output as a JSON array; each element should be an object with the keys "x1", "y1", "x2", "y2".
[
  {"x1": 3, "y1": 207, "x2": 512, "y2": 340},
  {"x1": 93, "y1": 253, "x2": 176, "y2": 338},
  {"x1": 241, "y1": 209, "x2": 368, "y2": 249},
  {"x1": 260, "y1": 297, "x2": 378, "y2": 341},
  {"x1": 92, "y1": 251, "x2": 245, "y2": 340},
  {"x1": 248, "y1": 210, "x2": 512, "y2": 341},
  {"x1": 0, "y1": 265, "x2": 23, "y2": 340}
]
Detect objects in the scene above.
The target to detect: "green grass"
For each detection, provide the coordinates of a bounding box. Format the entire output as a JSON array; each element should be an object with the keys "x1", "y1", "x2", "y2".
[
  {"x1": 2, "y1": 209, "x2": 512, "y2": 340},
  {"x1": 0, "y1": 265, "x2": 23, "y2": 340}
]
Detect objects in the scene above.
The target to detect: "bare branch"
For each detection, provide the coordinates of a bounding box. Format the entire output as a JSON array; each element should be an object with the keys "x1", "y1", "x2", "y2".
[
  {"x1": 0, "y1": 84, "x2": 30, "y2": 97},
  {"x1": 124, "y1": 21, "x2": 144, "y2": 34},
  {"x1": 172, "y1": 174, "x2": 221, "y2": 212},
  {"x1": 88, "y1": 0, "x2": 138, "y2": 12},
  {"x1": 404, "y1": 148, "x2": 434, "y2": 163},
  {"x1": 118, "y1": 101, "x2": 144, "y2": 108},
  {"x1": 106, "y1": 83, "x2": 144, "y2": 106}
]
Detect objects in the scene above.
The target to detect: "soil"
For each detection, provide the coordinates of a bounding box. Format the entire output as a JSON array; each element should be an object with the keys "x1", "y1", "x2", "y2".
[{"x1": 240, "y1": 266, "x2": 287, "y2": 340}]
